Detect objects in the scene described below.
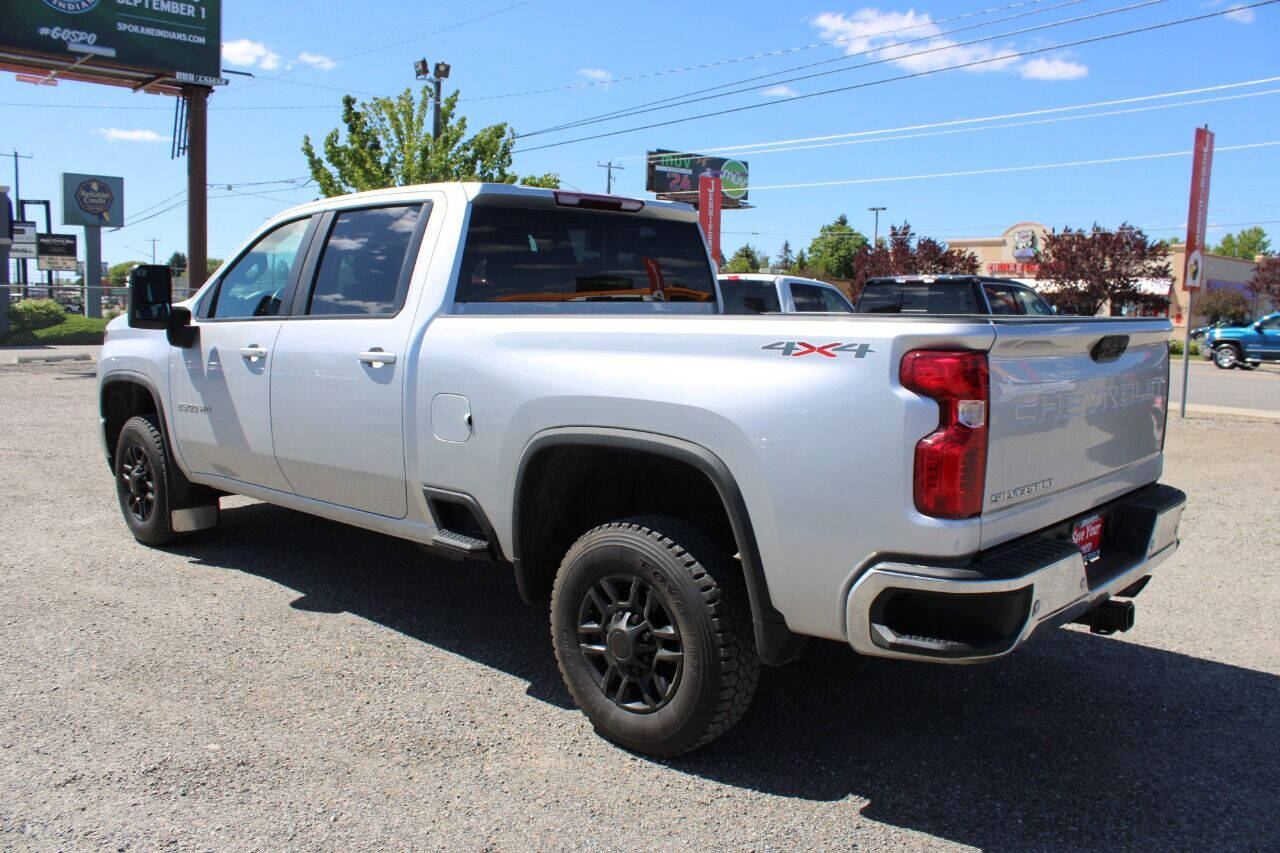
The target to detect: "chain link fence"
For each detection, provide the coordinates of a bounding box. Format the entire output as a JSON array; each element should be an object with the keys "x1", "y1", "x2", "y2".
[{"x1": 1, "y1": 282, "x2": 198, "y2": 346}]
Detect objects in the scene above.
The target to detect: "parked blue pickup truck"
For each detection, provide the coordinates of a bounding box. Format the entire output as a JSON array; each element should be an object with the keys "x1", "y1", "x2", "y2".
[{"x1": 1205, "y1": 311, "x2": 1280, "y2": 369}]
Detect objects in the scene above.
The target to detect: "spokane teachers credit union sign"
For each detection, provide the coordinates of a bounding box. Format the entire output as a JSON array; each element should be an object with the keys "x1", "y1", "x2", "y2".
[{"x1": 1, "y1": 0, "x2": 222, "y2": 79}]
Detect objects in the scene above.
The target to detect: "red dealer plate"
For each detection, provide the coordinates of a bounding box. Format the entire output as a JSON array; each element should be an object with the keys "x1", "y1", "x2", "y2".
[{"x1": 1072, "y1": 513, "x2": 1104, "y2": 563}]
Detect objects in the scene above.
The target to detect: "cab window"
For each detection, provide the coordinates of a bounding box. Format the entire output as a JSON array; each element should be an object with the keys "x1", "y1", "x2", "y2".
[
  {"x1": 983, "y1": 283, "x2": 1019, "y2": 315},
  {"x1": 790, "y1": 283, "x2": 827, "y2": 311},
  {"x1": 305, "y1": 204, "x2": 426, "y2": 316},
  {"x1": 207, "y1": 218, "x2": 311, "y2": 319}
]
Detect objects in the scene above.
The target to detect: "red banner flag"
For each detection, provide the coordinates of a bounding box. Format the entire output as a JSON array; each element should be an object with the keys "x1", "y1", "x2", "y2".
[
  {"x1": 1183, "y1": 126, "x2": 1214, "y2": 292},
  {"x1": 698, "y1": 174, "x2": 722, "y2": 269}
]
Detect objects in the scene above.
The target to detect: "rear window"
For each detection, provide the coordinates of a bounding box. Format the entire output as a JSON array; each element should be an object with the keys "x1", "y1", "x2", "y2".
[
  {"x1": 455, "y1": 205, "x2": 715, "y2": 304},
  {"x1": 856, "y1": 280, "x2": 982, "y2": 314},
  {"x1": 720, "y1": 279, "x2": 781, "y2": 314}
]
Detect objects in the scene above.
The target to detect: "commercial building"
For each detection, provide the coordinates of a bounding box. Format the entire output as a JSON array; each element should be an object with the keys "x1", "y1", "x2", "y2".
[{"x1": 947, "y1": 221, "x2": 1270, "y2": 331}]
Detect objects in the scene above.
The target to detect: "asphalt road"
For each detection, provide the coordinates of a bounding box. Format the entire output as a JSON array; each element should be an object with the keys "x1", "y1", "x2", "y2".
[
  {"x1": 1169, "y1": 359, "x2": 1280, "y2": 413},
  {"x1": 1, "y1": 360, "x2": 1278, "y2": 851}
]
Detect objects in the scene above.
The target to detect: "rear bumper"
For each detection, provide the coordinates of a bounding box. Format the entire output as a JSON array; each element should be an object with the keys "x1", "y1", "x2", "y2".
[{"x1": 845, "y1": 483, "x2": 1185, "y2": 663}]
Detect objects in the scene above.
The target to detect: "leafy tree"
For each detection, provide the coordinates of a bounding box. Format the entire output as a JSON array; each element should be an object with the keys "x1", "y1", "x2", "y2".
[
  {"x1": 207, "y1": 258, "x2": 224, "y2": 276},
  {"x1": 724, "y1": 244, "x2": 766, "y2": 274},
  {"x1": 806, "y1": 214, "x2": 868, "y2": 279},
  {"x1": 1213, "y1": 226, "x2": 1271, "y2": 260},
  {"x1": 107, "y1": 261, "x2": 146, "y2": 286},
  {"x1": 1194, "y1": 285, "x2": 1252, "y2": 325},
  {"x1": 1247, "y1": 256, "x2": 1280, "y2": 305},
  {"x1": 793, "y1": 248, "x2": 809, "y2": 275},
  {"x1": 776, "y1": 240, "x2": 794, "y2": 272},
  {"x1": 847, "y1": 221, "x2": 979, "y2": 299},
  {"x1": 167, "y1": 251, "x2": 188, "y2": 275},
  {"x1": 303, "y1": 87, "x2": 559, "y2": 196},
  {"x1": 1035, "y1": 224, "x2": 1171, "y2": 316}
]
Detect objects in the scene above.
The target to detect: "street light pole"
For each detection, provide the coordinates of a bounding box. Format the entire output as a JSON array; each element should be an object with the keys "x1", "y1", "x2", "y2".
[
  {"x1": 416, "y1": 59, "x2": 451, "y2": 141},
  {"x1": 868, "y1": 206, "x2": 886, "y2": 246}
]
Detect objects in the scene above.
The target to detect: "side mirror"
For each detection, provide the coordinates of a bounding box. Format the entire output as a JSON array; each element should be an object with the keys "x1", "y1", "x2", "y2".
[
  {"x1": 166, "y1": 306, "x2": 197, "y2": 348},
  {"x1": 127, "y1": 264, "x2": 173, "y2": 329}
]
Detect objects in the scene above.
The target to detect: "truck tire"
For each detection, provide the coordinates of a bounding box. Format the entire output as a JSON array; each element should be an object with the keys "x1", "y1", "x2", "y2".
[
  {"x1": 1213, "y1": 344, "x2": 1240, "y2": 369},
  {"x1": 113, "y1": 414, "x2": 178, "y2": 546},
  {"x1": 550, "y1": 516, "x2": 761, "y2": 756}
]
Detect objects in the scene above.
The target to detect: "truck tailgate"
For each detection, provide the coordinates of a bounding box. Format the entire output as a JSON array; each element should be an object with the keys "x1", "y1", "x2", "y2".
[{"x1": 981, "y1": 318, "x2": 1170, "y2": 548}]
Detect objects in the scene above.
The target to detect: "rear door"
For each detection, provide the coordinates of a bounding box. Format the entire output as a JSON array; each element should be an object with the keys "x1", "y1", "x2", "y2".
[
  {"x1": 983, "y1": 319, "x2": 1170, "y2": 521},
  {"x1": 269, "y1": 201, "x2": 433, "y2": 518}
]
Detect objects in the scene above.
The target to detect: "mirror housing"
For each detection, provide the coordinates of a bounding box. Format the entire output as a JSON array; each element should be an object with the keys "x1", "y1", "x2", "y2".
[
  {"x1": 127, "y1": 264, "x2": 173, "y2": 329},
  {"x1": 166, "y1": 306, "x2": 197, "y2": 348}
]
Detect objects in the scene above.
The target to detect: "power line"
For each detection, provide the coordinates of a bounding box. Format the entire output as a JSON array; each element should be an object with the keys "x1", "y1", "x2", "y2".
[
  {"x1": 519, "y1": 0, "x2": 1105, "y2": 139},
  {"x1": 465, "y1": 0, "x2": 1073, "y2": 103},
  {"x1": 514, "y1": 0, "x2": 1278, "y2": 152},
  {"x1": 662, "y1": 140, "x2": 1280, "y2": 197},
  {"x1": 615, "y1": 76, "x2": 1280, "y2": 161}
]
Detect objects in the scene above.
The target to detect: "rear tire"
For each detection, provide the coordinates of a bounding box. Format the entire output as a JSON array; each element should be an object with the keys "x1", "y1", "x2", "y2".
[
  {"x1": 114, "y1": 414, "x2": 178, "y2": 546},
  {"x1": 550, "y1": 516, "x2": 760, "y2": 756},
  {"x1": 1213, "y1": 345, "x2": 1241, "y2": 369}
]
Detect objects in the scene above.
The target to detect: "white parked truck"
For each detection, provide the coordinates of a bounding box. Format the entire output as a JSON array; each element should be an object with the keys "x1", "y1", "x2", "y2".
[{"x1": 99, "y1": 183, "x2": 1185, "y2": 756}]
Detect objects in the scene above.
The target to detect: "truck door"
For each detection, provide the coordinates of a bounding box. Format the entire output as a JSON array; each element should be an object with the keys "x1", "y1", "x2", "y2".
[
  {"x1": 269, "y1": 202, "x2": 432, "y2": 518},
  {"x1": 170, "y1": 215, "x2": 316, "y2": 491}
]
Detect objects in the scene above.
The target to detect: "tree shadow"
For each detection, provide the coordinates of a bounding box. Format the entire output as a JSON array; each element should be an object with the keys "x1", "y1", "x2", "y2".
[{"x1": 175, "y1": 502, "x2": 1280, "y2": 850}]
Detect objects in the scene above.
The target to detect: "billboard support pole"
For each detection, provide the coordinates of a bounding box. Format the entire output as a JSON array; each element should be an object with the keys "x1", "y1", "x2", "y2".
[
  {"x1": 85, "y1": 225, "x2": 102, "y2": 318},
  {"x1": 185, "y1": 85, "x2": 210, "y2": 290}
]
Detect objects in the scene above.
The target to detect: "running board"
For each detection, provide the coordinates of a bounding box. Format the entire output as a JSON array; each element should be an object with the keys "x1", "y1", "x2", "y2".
[{"x1": 431, "y1": 528, "x2": 490, "y2": 555}]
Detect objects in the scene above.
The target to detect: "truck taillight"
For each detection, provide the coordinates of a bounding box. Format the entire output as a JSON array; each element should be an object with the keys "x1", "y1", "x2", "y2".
[{"x1": 900, "y1": 350, "x2": 989, "y2": 519}]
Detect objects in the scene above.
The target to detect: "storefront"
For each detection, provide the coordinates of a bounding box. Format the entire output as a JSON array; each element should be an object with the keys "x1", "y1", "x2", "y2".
[{"x1": 948, "y1": 222, "x2": 1268, "y2": 330}]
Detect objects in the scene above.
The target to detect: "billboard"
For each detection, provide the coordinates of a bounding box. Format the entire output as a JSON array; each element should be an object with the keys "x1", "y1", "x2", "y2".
[
  {"x1": 37, "y1": 233, "x2": 78, "y2": 271},
  {"x1": 63, "y1": 173, "x2": 125, "y2": 227},
  {"x1": 646, "y1": 150, "x2": 749, "y2": 208},
  {"x1": 1182, "y1": 127, "x2": 1214, "y2": 292},
  {"x1": 1, "y1": 0, "x2": 222, "y2": 80}
]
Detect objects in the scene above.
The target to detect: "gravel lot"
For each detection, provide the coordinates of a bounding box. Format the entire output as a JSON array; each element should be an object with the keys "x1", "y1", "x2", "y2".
[{"x1": 2, "y1": 360, "x2": 1278, "y2": 851}]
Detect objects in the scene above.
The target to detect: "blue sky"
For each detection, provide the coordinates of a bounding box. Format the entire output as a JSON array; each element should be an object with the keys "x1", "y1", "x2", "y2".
[{"x1": 2, "y1": 0, "x2": 1278, "y2": 269}]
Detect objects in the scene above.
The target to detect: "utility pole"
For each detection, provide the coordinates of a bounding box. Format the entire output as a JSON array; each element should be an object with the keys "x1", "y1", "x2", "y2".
[
  {"x1": 597, "y1": 160, "x2": 625, "y2": 194},
  {"x1": 868, "y1": 206, "x2": 886, "y2": 247},
  {"x1": 147, "y1": 238, "x2": 159, "y2": 264},
  {"x1": 415, "y1": 59, "x2": 451, "y2": 140}
]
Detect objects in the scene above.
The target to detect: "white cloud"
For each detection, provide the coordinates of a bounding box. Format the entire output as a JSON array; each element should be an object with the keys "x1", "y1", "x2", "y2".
[
  {"x1": 1224, "y1": 4, "x2": 1256, "y2": 23},
  {"x1": 1020, "y1": 57, "x2": 1089, "y2": 81},
  {"x1": 577, "y1": 67, "x2": 612, "y2": 83},
  {"x1": 761, "y1": 84, "x2": 798, "y2": 97},
  {"x1": 811, "y1": 9, "x2": 1054, "y2": 78},
  {"x1": 95, "y1": 128, "x2": 167, "y2": 143},
  {"x1": 296, "y1": 51, "x2": 337, "y2": 71},
  {"x1": 222, "y1": 38, "x2": 281, "y2": 70}
]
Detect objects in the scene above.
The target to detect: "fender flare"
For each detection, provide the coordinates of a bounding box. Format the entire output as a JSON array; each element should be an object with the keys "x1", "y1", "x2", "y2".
[{"x1": 512, "y1": 427, "x2": 805, "y2": 666}]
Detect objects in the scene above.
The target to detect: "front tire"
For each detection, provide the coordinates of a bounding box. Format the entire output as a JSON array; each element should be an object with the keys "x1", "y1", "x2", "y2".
[
  {"x1": 114, "y1": 414, "x2": 177, "y2": 546},
  {"x1": 1213, "y1": 345, "x2": 1241, "y2": 369},
  {"x1": 550, "y1": 516, "x2": 761, "y2": 756}
]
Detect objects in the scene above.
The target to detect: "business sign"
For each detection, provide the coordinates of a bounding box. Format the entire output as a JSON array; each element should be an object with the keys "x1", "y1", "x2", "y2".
[
  {"x1": 37, "y1": 233, "x2": 78, "y2": 271},
  {"x1": 62, "y1": 173, "x2": 124, "y2": 227},
  {"x1": 0, "y1": 0, "x2": 222, "y2": 79},
  {"x1": 11, "y1": 220, "x2": 38, "y2": 258},
  {"x1": 647, "y1": 150, "x2": 749, "y2": 208},
  {"x1": 698, "y1": 175, "x2": 723, "y2": 266},
  {"x1": 1182, "y1": 127, "x2": 1214, "y2": 292}
]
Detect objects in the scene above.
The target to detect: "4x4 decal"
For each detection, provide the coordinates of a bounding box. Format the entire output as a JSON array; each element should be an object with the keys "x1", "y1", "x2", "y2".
[{"x1": 762, "y1": 341, "x2": 874, "y2": 358}]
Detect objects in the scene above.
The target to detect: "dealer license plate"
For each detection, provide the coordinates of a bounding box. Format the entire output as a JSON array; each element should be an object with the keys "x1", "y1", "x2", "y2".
[{"x1": 1072, "y1": 513, "x2": 1104, "y2": 562}]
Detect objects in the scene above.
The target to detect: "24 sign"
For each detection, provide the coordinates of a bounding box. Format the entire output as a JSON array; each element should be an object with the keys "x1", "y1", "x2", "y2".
[{"x1": 762, "y1": 341, "x2": 874, "y2": 358}]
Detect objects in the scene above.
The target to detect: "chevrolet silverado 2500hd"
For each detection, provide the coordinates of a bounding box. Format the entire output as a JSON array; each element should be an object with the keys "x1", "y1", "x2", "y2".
[{"x1": 99, "y1": 183, "x2": 1186, "y2": 756}]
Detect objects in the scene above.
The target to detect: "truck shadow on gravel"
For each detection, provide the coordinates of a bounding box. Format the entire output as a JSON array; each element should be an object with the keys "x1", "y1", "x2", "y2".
[{"x1": 178, "y1": 502, "x2": 1280, "y2": 851}]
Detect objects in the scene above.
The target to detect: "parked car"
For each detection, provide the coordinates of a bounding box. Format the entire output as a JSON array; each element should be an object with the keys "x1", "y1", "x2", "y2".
[
  {"x1": 718, "y1": 273, "x2": 853, "y2": 313},
  {"x1": 1190, "y1": 319, "x2": 1242, "y2": 342},
  {"x1": 99, "y1": 183, "x2": 1185, "y2": 756},
  {"x1": 855, "y1": 275, "x2": 1056, "y2": 316},
  {"x1": 1204, "y1": 311, "x2": 1280, "y2": 369}
]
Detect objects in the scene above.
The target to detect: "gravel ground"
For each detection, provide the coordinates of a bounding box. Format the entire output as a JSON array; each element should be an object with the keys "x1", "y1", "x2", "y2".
[{"x1": 2, "y1": 360, "x2": 1278, "y2": 851}]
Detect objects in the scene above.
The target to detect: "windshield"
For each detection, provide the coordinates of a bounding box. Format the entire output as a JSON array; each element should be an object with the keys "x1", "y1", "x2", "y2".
[
  {"x1": 856, "y1": 280, "x2": 982, "y2": 314},
  {"x1": 719, "y1": 279, "x2": 781, "y2": 314},
  {"x1": 456, "y1": 205, "x2": 715, "y2": 303}
]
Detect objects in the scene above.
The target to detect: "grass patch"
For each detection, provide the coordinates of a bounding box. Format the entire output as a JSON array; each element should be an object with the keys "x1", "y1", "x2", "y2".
[{"x1": 2, "y1": 314, "x2": 109, "y2": 345}]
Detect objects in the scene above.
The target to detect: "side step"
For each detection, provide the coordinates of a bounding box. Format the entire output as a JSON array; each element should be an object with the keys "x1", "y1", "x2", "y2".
[{"x1": 431, "y1": 528, "x2": 490, "y2": 556}]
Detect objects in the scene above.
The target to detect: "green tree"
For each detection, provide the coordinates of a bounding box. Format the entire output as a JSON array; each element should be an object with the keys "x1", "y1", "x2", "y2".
[
  {"x1": 167, "y1": 251, "x2": 187, "y2": 275},
  {"x1": 303, "y1": 87, "x2": 559, "y2": 196},
  {"x1": 107, "y1": 261, "x2": 146, "y2": 286},
  {"x1": 724, "y1": 244, "x2": 766, "y2": 273},
  {"x1": 207, "y1": 258, "x2": 224, "y2": 276},
  {"x1": 1214, "y1": 226, "x2": 1271, "y2": 260},
  {"x1": 793, "y1": 248, "x2": 809, "y2": 274},
  {"x1": 776, "y1": 240, "x2": 794, "y2": 271},
  {"x1": 806, "y1": 215, "x2": 867, "y2": 279}
]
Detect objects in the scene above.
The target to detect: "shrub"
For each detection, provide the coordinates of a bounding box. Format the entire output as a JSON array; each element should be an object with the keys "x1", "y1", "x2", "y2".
[
  {"x1": 1, "y1": 314, "x2": 108, "y2": 345},
  {"x1": 7, "y1": 298, "x2": 67, "y2": 331},
  {"x1": 1169, "y1": 339, "x2": 1202, "y2": 356}
]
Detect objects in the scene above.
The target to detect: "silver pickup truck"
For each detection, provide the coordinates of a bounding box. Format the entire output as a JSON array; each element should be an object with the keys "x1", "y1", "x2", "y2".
[{"x1": 99, "y1": 183, "x2": 1185, "y2": 756}]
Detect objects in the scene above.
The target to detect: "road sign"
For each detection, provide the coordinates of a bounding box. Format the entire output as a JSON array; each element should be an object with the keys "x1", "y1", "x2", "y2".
[
  {"x1": 37, "y1": 233, "x2": 77, "y2": 271},
  {"x1": 11, "y1": 220, "x2": 37, "y2": 258},
  {"x1": 1182, "y1": 127, "x2": 1214, "y2": 292}
]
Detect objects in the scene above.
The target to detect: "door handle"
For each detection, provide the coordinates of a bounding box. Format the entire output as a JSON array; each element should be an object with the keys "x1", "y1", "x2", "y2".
[
  {"x1": 240, "y1": 346, "x2": 268, "y2": 362},
  {"x1": 357, "y1": 350, "x2": 397, "y2": 366}
]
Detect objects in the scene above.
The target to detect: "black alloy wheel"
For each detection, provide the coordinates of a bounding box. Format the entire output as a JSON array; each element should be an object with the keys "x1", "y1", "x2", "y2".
[
  {"x1": 577, "y1": 573, "x2": 684, "y2": 713},
  {"x1": 114, "y1": 414, "x2": 177, "y2": 545},
  {"x1": 119, "y1": 442, "x2": 156, "y2": 524}
]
